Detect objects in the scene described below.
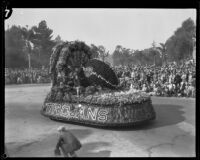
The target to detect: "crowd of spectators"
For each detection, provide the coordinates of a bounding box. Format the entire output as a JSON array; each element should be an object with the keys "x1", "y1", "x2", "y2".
[
  {"x1": 114, "y1": 59, "x2": 196, "y2": 98},
  {"x1": 5, "y1": 59, "x2": 196, "y2": 98},
  {"x1": 5, "y1": 67, "x2": 51, "y2": 85}
]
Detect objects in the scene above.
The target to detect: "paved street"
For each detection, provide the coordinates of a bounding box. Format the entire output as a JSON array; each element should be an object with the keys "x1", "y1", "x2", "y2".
[{"x1": 5, "y1": 84, "x2": 195, "y2": 157}]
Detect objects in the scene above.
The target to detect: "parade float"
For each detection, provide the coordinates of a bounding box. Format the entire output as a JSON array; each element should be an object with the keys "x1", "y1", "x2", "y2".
[{"x1": 41, "y1": 41, "x2": 156, "y2": 127}]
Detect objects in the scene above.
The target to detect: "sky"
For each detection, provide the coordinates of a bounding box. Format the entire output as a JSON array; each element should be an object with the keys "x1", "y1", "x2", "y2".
[{"x1": 5, "y1": 8, "x2": 196, "y2": 53}]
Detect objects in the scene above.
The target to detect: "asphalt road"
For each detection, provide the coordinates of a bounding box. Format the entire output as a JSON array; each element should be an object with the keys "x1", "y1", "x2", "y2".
[{"x1": 5, "y1": 84, "x2": 195, "y2": 157}]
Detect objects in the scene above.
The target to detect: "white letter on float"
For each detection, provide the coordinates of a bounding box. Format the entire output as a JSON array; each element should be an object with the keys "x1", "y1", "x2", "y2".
[
  {"x1": 87, "y1": 107, "x2": 98, "y2": 121},
  {"x1": 69, "y1": 104, "x2": 76, "y2": 118},
  {"x1": 97, "y1": 109, "x2": 108, "y2": 122},
  {"x1": 79, "y1": 105, "x2": 86, "y2": 120},
  {"x1": 60, "y1": 104, "x2": 70, "y2": 118},
  {"x1": 50, "y1": 103, "x2": 57, "y2": 115},
  {"x1": 56, "y1": 104, "x2": 62, "y2": 115},
  {"x1": 45, "y1": 103, "x2": 52, "y2": 114},
  {"x1": 52, "y1": 104, "x2": 61, "y2": 116}
]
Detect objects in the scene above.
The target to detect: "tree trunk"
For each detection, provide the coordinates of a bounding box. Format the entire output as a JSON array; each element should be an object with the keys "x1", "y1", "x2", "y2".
[{"x1": 28, "y1": 53, "x2": 31, "y2": 69}]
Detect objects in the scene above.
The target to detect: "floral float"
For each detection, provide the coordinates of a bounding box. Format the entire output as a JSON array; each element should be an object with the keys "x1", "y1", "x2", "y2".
[{"x1": 41, "y1": 41, "x2": 156, "y2": 126}]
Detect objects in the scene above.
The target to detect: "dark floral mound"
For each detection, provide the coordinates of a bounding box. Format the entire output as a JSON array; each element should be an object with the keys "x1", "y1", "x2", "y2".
[{"x1": 84, "y1": 59, "x2": 119, "y2": 89}]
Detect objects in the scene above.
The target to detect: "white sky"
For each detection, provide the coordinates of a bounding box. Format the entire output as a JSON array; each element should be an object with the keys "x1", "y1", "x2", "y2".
[{"x1": 5, "y1": 8, "x2": 196, "y2": 53}]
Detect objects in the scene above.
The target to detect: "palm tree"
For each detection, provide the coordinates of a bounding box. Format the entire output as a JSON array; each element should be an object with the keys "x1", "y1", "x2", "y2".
[
  {"x1": 151, "y1": 41, "x2": 158, "y2": 66},
  {"x1": 21, "y1": 26, "x2": 35, "y2": 69},
  {"x1": 156, "y1": 43, "x2": 167, "y2": 65}
]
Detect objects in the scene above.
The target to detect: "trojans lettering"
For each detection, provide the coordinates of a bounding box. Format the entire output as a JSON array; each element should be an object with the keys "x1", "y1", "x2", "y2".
[{"x1": 45, "y1": 103, "x2": 108, "y2": 122}]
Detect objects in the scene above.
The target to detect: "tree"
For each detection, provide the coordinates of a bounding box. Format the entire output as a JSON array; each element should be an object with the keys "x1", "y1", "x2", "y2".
[
  {"x1": 21, "y1": 25, "x2": 35, "y2": 69},
  {"x1": 133, "y1": 50, "x2": 143, "y2": 65},
  {"x1": 165, "y1": 18, "x2": 195, "y2": 62},
  {"x1": 112, "y1": 45, "x2": 123, "y2": 66},
  {"x1": 5, "y1": 20, "x2": 55, "y2": 68},
  {"x1": 192, "y1": 36, "x2": 196, "y2": 60},
  {"x1": 122, "y1": 48, "x2": 132, "y2": 65},
  {"x1": 112, "y1": 45, "x2": 133, "y2": 66},
  {"x1": 54, "y1": 35, "x2": 63, "y2": 44},
  {"x1": 5, "y1": 25, "x2": 28, "y2": 68},
  {"x1": 151, "y1": 41, "x2": 158, "y2": 66},
  {"x1": 98, "y1": 45, "x2": 109, "y2": 62},
  {"x1": 156, "y1": 42, "x2": 167, "y2": 65},
  {"x1": 31, "y1": 20, "x2": 55, "y2": 67}
]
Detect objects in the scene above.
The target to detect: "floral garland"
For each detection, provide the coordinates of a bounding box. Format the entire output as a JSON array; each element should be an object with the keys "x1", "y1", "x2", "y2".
[
  {"x1": 81, "y1": 90, "x2": 150, "y2": 106},
  {"x1": 49, "y1": 42, "x2": 67, "y2": 74},
  {"x1": 45, "y1": 88, "x2": 151, "y2": 107},
  {"x1": 56, "y1": 45, "x2": 70, "y2": 72}
]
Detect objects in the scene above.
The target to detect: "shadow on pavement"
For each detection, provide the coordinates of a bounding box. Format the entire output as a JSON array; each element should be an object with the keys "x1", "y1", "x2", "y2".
[
  {"x1": 145, "y1": 104, "x2": 185, "y2": 129},
  {"x1": 78, "y1": 142, "x2": 111, "y2": 157}
]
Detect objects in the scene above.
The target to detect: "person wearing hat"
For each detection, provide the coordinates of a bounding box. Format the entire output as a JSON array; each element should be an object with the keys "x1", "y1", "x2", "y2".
[{"x1": 54, "y1": 126, "x2": 82, "y2": 157}]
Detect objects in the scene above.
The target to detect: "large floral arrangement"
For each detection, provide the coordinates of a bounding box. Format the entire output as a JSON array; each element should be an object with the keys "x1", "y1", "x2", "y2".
[
  {"x1": 49, "y1": 41, "x2": 92, "y2": 87},
  {"x1": 46, "y1": 40, "x2": 150, "y2": 107}
]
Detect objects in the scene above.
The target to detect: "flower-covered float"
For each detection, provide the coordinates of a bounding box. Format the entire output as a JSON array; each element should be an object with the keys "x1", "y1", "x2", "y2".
[{"x1": 41, "y1": 41, "x2": 156, "y2": 127}]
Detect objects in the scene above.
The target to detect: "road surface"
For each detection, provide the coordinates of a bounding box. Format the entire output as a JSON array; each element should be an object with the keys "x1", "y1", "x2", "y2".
[{"x1": 5, "y1": 84, "x2": 195, "y2": 157}]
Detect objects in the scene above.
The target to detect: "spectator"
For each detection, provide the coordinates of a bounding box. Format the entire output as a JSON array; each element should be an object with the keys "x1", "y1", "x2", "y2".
[
  {"x1": 5, "y1": 59, "x2": 195, "y2": 98},
  {"x1": 17, "y1": 76, "x2": 23, "y2": 84},
  {"x1": 115, "y1": 58, "x2": 195, "y2": 98},
  {"x1": 142, "y1": 83, "x2": 147, "y2": 92},
  {"x1": 5, "y1": 67, "x2": 51, "y2": 85}
]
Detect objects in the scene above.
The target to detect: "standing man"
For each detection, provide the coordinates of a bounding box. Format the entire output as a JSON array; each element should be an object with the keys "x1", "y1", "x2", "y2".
[{"x1": 55, "y1": 126, "x2": 82, "y2": 157}]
